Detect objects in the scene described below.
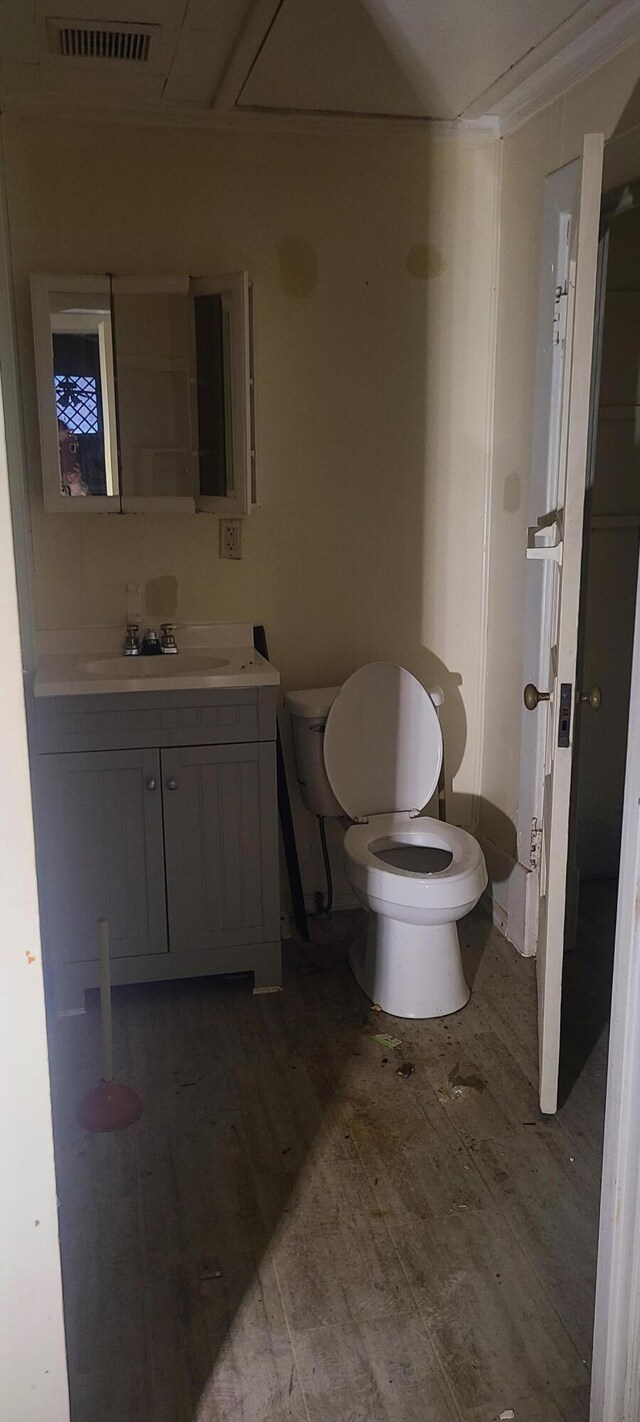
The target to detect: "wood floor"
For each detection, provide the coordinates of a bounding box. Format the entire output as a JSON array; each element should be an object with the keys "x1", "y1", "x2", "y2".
[{"x1": 49, "y1": 907, "x2": 608, "y2": 1422}]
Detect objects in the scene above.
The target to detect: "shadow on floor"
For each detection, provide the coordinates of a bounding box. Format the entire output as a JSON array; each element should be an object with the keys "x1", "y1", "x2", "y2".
[
  {"x1": 49, "y1": 906, "x2": 597, "y2": 1422},
  {"x1": 558, "y1": 879, "x2": 616, "y2": 1113}
]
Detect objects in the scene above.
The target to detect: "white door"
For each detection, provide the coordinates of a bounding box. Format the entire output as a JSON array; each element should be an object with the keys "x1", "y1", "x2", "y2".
[{"x1": 524, "y1": 134, "x2": 604, "y2": 1114}]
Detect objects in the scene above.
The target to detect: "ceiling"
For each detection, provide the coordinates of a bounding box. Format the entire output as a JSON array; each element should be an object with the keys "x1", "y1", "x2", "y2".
[{"x1": 0, "y1": 0, "x2": 636, "y2": 127}]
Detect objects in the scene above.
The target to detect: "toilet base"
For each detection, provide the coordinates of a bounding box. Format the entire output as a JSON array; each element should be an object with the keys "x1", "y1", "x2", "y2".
[{"x1": 349, "y1": 913, "x2": 470, "y2": 1019}]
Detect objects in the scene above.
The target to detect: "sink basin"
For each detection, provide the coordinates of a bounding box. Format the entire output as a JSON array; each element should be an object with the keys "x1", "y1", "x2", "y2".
[
  {"x1": 33, "y1": 624, "x2": 279, "y2": 699},
  {"x1": 83, "y1": 653, "x2": 230, "y2": 677}
]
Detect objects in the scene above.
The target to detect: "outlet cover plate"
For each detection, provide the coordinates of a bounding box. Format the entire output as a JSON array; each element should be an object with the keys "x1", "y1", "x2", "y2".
[{"x1": 219, "y1": 519, "x2": 242, "y2": 559}]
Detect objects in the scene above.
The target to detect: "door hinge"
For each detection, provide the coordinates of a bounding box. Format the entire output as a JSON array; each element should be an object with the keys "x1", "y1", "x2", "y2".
[
  {"x1": 553, "y1": 284, "x2": 569, "y2": 348},
  {"x1": 530, "y1": 816, "x2": 543, "y2": 870}
]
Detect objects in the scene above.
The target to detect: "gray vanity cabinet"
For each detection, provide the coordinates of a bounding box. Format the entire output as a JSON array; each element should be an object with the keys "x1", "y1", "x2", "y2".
[
  {"x1": 162, "y1": 743, "x2": 278, "y2": 955},
  {"x1": 34, "y1": 686, "x2": 281, "y2": 1010},
  {"x1": 38, "y1": 748, "x2": 167, "y2": 967}
]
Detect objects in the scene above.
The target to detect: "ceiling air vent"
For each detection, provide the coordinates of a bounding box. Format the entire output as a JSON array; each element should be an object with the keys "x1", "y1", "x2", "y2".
[{"x1": 47, "y1": 17, "x2": 155, "y2": 62}]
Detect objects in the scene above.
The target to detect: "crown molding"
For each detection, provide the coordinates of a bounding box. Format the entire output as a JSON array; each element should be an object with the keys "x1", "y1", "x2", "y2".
[
  {"x1": 0, "y1": 95, "x2": 498, "y2": 144},
  {"x1": 468, "y1": 0, "x2": 640, "y2": 137}
]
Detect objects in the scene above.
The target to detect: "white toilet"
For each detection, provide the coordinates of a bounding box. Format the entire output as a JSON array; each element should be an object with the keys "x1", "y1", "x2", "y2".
[{"x1": 285, "y1": 662, "x2": 487, "y2": 1019}]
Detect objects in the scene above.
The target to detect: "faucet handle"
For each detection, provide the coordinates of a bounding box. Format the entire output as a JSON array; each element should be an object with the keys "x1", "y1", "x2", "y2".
[
  {"x1": 160, "y1": 622, "x2": 178, "y2": 653},
  {"x1": 124, "y1": 623, "x2": 140, "y2": 656}
]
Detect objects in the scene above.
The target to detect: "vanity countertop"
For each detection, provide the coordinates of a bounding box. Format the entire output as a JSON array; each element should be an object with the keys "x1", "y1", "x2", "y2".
[{"x1": 33, "y1": 623, "x2": 280, "y2": 698}]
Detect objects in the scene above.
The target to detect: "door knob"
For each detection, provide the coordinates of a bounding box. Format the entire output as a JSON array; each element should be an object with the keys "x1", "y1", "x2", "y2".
[
  {"x1": 145, "y1": 777, "x2": 156, "y2": 791},
  {"x1": 579, "y1": 684, "x2": 602, "y2": 710},
  {"x1": 524, "y1": 683, "x2": 551, "y2": 710},
  {"x1": 166, "y1": 778, "x2": 178, "y2": 790}
]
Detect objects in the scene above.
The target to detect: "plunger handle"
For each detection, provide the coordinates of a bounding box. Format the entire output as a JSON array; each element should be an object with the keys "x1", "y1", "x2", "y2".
[{"x1": 98, "y1": 917, "x2": 114, "y2": 1083}]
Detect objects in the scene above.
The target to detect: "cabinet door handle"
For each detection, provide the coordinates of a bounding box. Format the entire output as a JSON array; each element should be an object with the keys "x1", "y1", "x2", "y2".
[
  {"x1": 145, "y1": 777, "x2": 156, "y2": 791},
  {"x1": 166, "y1": 778, "x2": 178, "y2": 790}
]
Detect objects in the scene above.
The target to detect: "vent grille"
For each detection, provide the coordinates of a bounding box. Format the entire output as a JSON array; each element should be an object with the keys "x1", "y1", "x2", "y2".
[{"x1": 47, "y1": 18, "x2": 154, "y2": 62}]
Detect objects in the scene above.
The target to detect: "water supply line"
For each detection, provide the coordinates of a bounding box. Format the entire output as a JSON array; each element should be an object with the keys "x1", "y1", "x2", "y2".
[{"x1": 315, "y1": 815, "x2": 334, "y2": 916}]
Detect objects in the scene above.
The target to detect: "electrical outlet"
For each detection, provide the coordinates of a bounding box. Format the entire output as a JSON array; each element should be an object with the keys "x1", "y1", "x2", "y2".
[{"x1": 219, "y1": 519, "x2": 242, "y2": 560}]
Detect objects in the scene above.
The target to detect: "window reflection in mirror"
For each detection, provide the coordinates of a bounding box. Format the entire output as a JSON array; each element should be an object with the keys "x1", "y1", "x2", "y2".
[
  {"x1": 192, "y1": 289, "x2": 233, "y2": 498},
  {"x1": 49, "y1": 292, "x2": 118, "y2": 497},
  {"x1": 112, "y1": 289, "x2": 194, "y2": 499}
]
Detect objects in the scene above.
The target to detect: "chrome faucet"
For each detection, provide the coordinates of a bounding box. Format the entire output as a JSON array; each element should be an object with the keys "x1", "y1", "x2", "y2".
[
  {"x1": 140, "y1": 628, "x2": 163, "y2": 656},
  {"x1": 160, "y1": 623, "x2": 178, "y2": 654},
  {"x1": 123, "y1": 622, "x2": 140, "y2": 656},
  {"x1": 124, "y1": 623, "x2": 178, "y2": 656}
]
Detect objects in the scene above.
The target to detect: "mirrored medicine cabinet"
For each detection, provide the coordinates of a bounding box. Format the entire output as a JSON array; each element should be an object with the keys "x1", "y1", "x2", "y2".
[{"x1": 30, "y1": 272, "x2": 255, "y2": 515}]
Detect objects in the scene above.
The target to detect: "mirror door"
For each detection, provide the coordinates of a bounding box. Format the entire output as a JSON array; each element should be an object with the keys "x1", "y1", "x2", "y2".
[
  {"x1": 191, "y1": 272, "x2": 253, "y2": 516},
  {"x1": 31, "y1": 275, "x2": 120, "y2": 511},
  {"x1": 111, "y1": 276, "x2": 196, "y2": 512}
]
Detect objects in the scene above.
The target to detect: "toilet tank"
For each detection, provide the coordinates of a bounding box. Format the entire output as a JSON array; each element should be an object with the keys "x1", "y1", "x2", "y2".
[{"x1": 284, "y1": 687, "x2": 343, "y2": 817}]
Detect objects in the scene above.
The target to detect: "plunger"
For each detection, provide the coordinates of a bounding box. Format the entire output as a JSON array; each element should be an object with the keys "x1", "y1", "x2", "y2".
[{"x1": 77, "y1": 918, "x2": 143, "y2": 1132}]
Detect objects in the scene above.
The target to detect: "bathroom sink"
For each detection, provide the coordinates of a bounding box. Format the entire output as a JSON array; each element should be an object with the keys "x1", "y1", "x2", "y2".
[
  {"x1": 82, "y1": 653, "x2": 230, "y2": 677},
  {"x1": 33, "y1": 623, "x2": 279, "y2": 697}
]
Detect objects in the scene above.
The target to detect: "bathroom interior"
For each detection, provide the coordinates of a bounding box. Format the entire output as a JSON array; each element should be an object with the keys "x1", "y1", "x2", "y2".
[{"x1": 2, "y1": 4, "x2": 640, "y2": 1420}]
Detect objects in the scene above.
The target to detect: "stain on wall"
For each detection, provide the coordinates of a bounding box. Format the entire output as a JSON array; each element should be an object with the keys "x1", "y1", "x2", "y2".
[
  {"x1": 145, "y1": 574, "x2": 178, "y2": 621},
  {"x1": 406, "y1": 243, "x2": 444, "y2": 280},
  {"x1": 502, "y1": 471, "x2": 521, "y2": 514},
  {"x1": 279, "y1": 237, "x2": 318, "y2": 297}
]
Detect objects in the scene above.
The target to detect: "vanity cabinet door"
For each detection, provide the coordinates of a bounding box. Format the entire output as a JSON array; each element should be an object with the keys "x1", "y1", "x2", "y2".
[
  {"x1": 162, "y1": 742, "x2": 279, "y2": 954},
  {"x1": 37, "y1": 749, "x2": 167, "y2": 965}
]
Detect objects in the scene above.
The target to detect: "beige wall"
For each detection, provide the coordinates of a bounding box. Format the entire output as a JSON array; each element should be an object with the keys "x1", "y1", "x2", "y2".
[
  {"x1": 480, "y1": 42, "x2": 640, "y2": 874},
  {"x1": 4, "y1": 114, "x2": 499, "y2": 868}
]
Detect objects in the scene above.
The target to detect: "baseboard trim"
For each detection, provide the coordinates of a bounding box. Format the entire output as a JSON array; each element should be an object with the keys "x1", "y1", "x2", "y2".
[
  {"x1": 480, "y1": 883, "x2": 509, "y2": 938},
  {"x1": 476, "y1": 831, "x2": 534, "y2": 957}
]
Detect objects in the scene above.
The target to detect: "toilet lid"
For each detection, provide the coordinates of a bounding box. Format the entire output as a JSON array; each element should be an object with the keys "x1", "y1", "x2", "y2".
[{"x1": 324, "y1": 662, "x2": 443, "y2": 820}]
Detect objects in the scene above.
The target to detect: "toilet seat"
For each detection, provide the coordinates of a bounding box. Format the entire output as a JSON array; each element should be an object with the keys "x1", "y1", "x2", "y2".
[
  {"x1": 344, "y1": 812, "x2": 485, "y2": 912},
  {"x1": 324, "y1": 662, "x2": 442, "y2": 821},
  {"x1": 324, "y1": 662, "x2": 485, "y2": 916}
]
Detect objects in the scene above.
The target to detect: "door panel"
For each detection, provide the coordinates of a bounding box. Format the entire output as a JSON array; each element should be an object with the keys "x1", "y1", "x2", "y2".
[
  {"x1": 37, "y1": 748, "x2": 166, "y2": 964},
  {"x1": 162, "y1": 742, "x2": 278, "y2": 953},
  {"x1": 533, "y1": 134, "x2": 604, "y2": 1114},
  {"x1": 518, "y1": 162, "x2": 578, "y2": 955}
]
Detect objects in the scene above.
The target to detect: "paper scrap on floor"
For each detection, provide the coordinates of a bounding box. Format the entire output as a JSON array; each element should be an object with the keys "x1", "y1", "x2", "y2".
[{"x1": 369, "y1": 1032, "x2": 402, "y2": 1051}]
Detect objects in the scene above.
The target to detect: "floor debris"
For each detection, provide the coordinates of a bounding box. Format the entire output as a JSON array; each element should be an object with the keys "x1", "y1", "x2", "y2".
[
  {"x1": 369, "y1": 1032, "x2": 402, "y2": 1051},
  {"x1": 499, "y1": 1411, "x2": 515, "y2": 1420},
  {"x1": 396, "y1": 1061, "x2": 415, "y2": 1079},
  {"x1": 448, "y1": 1060, "x2": 486, "y2": 1093},
  {"x1": 200, "y1": 1257, "x2": 223, "y2": 1281}
]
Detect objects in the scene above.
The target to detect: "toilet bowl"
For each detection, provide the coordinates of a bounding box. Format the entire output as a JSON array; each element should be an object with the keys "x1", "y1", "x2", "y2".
[
  {"x1": 287, "y1": 662, "x2": 487, "y2": 1020},
  {"x1": 343, "y1": 812, "x2": 487, "y2": 1018}
]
